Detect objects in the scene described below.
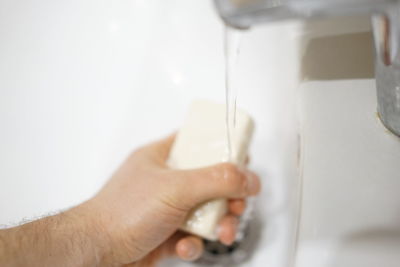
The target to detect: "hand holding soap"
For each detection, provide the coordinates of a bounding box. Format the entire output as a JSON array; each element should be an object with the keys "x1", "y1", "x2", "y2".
[{"x1": 168, "y1": 100, "x2": 254, "y2": 240}]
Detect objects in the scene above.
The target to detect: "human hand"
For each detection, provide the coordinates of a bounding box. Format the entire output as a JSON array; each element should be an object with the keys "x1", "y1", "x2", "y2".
[{"x1": 82, "y1": 135, "x2": 261, "y2": 266}]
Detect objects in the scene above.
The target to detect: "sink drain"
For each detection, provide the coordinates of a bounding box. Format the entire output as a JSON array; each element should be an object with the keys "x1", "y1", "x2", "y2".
[
  {"x1": 191, "y1": 199, "x2": 261, "y2": 266},
  {"x1": 195, "y1": 216, "x2": 260, "y2": 266}
]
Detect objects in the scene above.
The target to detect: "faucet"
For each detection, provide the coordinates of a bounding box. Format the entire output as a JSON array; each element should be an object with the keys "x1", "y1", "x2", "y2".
[{"x1": 214, "y1": 0, "x2": 400, "y2": 137}]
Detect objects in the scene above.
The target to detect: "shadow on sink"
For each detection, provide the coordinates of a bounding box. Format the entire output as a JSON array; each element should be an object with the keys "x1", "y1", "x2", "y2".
[
  {"x1": 300, "y1": 16, "x2": 374, "y2": 81},
  {"x1": 328, "y1": 227, "x2": 400, "y2": 267}
]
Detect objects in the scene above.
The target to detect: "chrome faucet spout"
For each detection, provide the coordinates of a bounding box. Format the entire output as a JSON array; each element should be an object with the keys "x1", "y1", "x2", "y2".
[{"x1": 215, "y1": 0, "x2": 400, "y2": 137}]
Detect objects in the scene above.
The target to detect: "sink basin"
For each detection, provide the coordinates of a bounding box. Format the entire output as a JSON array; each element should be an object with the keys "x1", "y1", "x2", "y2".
[{"x1": 296, "y1": 79, "x2": 400, "y2": 267}]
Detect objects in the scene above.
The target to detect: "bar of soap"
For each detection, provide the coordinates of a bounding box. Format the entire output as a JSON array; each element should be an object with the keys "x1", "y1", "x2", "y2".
[{"x1": 168, "y1": 100, "x2": 254, "y2": 241}]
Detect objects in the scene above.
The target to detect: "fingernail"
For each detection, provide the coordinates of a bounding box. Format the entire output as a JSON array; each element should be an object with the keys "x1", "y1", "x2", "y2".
[
  {"x1": 244, "y1": 170, "x2": 259, "y2": 195},
  {"x1": 185, "y1": 243, "x2": 197, "y2": 260},
  {"x1": 218, "y1": 217, "x2": 239, "y2": 246}
]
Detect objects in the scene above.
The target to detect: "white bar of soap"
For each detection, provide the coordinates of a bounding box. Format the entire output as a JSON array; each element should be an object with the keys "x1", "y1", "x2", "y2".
[{"x1": 168, "y1": 100, "x2": 254, "y2": 241}]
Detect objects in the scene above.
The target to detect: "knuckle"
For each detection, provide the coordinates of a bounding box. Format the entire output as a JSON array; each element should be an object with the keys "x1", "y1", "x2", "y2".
[
  {"x1": 218, "y1": 163, "x2": 245, "y2": 194},
  {"x1": 158, "y1": 182, "x2": 192, "y2": 212},
  {"x1": 219, "y1": 163, "x2": 237, "y2": 177},
  {"x1": 230, "y1": 174, "x2": 246, "y2": 194}
]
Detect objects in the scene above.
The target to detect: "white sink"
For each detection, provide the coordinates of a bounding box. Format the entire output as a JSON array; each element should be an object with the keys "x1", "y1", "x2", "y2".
[
  {"x1": 1, "y1": 1, "x2": 399, "y2": 267},
  {"x1": 296, "y1": 80, "x2": 400, "y2": 267}
]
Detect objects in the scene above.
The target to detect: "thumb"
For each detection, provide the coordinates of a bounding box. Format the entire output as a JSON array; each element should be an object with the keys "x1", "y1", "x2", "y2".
[{"x1": 172, "y1": 163, "x2": 261, "y2": 207}]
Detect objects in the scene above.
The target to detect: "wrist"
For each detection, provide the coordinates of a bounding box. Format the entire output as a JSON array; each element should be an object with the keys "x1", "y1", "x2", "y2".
[
  {"x1": 79, "y1": 197, "x2": 147, "y2": 266},
  {"x1": 70, "y1": 202, "x2": 114, "y2": 266}
]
